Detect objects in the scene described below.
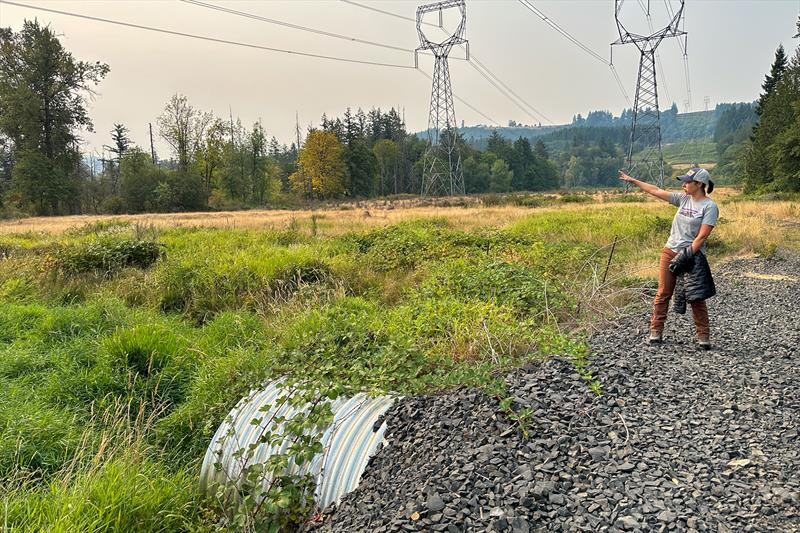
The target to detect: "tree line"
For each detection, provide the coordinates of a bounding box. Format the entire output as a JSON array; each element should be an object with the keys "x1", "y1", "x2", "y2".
[
  {"x1": 0, "y1": 20, "x2": 565, "y2": 216},
  {"x1": 2, "y1": 18, "x2": 797, "y2": 217},
  {"x1": 741, "y1": 19, "x2": 800, "y2": 193}
]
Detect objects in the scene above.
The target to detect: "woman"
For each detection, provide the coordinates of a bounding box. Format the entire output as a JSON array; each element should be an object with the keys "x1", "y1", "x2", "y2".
[{"x1": 618, "y1": 167, "x2": 719, "y2": 349}]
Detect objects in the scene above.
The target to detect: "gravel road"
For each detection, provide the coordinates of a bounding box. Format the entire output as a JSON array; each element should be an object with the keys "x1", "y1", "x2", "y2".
[{"x1": 307, "y1": 252, "x2": 799, "y2": 532}]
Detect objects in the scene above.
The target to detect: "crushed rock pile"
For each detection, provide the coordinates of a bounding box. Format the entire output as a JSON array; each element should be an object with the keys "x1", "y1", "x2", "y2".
[{"x1": 305, "y1": 253, "x2": 800, "y2": 532}]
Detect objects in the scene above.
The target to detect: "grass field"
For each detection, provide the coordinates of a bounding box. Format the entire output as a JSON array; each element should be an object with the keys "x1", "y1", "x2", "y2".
[
  {"x1": 662, "y1": 139, "x2": 718, "y2": 166},
  {"x1": 1, "y1": 190, "x2": 797, "y2": 531}
]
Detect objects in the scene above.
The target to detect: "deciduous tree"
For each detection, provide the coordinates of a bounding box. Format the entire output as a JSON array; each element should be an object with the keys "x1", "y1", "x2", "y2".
[
  {"x1": 289, "y1": 130, "x2": 346, "y2": 198},
  {"x1": 157, "y1": 94, "x2": 211, "y2": 173}
]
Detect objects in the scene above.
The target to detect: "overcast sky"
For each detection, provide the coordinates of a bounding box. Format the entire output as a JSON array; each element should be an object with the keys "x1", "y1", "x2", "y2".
[{"x1": 1, "y1": 0, "x2": 797, "y2": 158}]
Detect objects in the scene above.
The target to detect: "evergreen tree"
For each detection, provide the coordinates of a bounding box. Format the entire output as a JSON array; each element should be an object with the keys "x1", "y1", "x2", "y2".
[
  {"x1": 486, "y1": 130, "x2": 511, "y2": 161},
  {"x1": 373, "y1": 139, "x2": 400, "y2": 195},
  {"x1": 120, "y1": 148, "x2": 162, "y2": 212},
  {"x1": 248, "y1": 120, "x2": 269, "y2": 204},
  {"x1": 743, "y1": 48, "x2": 800, "y2": 191},
  {"x1": 509, "y1": 137, "x2": 534, "y2": 191},
  {"x1": 756, "y1": 45, "x2": 788, "y2": 116},
  {"x1": 488, "y1": 159, "x2": 512, "y2": 192},
  {"x1": 268, "y1": 136, "x2": 281, "y2": 157},
  {"x1": 533, "y1": 139, "x2": 547, "y2": 160},
  {"x1": 344, "y1": 140, "x2": 378, "y2": 197},
  {"x1": 103, "y1": 123, "x2": 131, "y2": 196},
  {"x1": 0, "y1": 20, "x2": 109, "y2": 214}
]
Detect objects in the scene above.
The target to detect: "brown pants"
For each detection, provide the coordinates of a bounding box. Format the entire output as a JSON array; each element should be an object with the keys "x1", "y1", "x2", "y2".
[{"x1": 651, "y1": 247, "x2": 710, "y2": 337}]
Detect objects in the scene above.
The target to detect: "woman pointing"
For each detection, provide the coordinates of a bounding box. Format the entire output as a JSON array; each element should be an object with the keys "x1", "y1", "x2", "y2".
[{"x1": 619, "y1": 167, "x2": 719, "y2": 349}]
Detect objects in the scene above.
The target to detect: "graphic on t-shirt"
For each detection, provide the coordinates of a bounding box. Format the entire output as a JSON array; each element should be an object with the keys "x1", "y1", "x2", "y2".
[{"x1": 679, "y1": 205, "x2": 701, "y2": 218}]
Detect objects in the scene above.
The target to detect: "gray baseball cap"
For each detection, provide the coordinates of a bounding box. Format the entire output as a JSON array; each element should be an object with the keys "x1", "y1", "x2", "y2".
[{"x1": 677, "y1": 167, "x2": 713, "y2": 189}]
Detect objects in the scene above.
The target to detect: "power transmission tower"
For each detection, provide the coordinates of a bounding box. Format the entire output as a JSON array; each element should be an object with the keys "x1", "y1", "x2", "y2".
[
  {"x1": 612, "y1": 0, "x2": 686, "y2": 188},
  {"x1": 416, "y1": 0, "x2": 467, "y2": 196}
]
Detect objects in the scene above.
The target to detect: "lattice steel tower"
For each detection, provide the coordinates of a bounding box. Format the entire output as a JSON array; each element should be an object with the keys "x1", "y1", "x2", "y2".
[
  {"x1": 416, "y1": 0, "x2": 467, "y2": 196},
  {"x1": 612, "y1": 0, "x2": 686, "y2": 188}
]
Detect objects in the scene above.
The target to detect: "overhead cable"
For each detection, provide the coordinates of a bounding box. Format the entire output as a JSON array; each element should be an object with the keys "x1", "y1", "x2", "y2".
[
  {"x1": 467, "y1": 57, "x2": 553, "y2": 125},
  {"x1": 180, "y1": 0, "x2": 413, "y2": 53},
  {"x1": 339, "y1": 0, "x2": 438, "y2": 27},
  {"x1": 181, "y1": 0, "x2": 466, "y2": 61},
  {"x1": 436, "y1": 26, "x2": 554, "y2": 125},
  {"x1": 664, "y1": 0, "x2": 691, "y2": 109},
  {"x1": 635, "y1": 0, "x2": 672, "y2": 107},
  {"x1": 0, "y1": 0, "x2": 416, "y2": 69},
  {"x1": 518, "y1": 0, "x2": 607, "y2": 63},
  {"x1": 341, "y1": 0, "x2": 555, "y2": 124},
  {"x1": 416, "y1": 68, "x2": 500, "y2": 127},
  {"x1": 517, "y1": 0, "x2": 632, "y2": 106}
]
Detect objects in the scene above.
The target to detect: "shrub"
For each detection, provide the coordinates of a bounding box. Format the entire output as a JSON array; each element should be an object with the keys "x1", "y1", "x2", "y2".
[
  {"x1": 274, "y1": 297, "x2": 432, "y2": 393},
  {"x1": 352, "y1": 220, "x2": 491, "y2": 272},
  {"x1": 156, "y1": 244, "x2": 331, "y2": 321},
  {"x1": 49, "y1": 239, "x2": 164, "y2": 277},
  {"x1": 102, "y1": 195, "x2": 124, "y2": 214},
  {"x1": 418, "y1": 258, "x2": 554, "y2": 317},
  {"x1": 511, "y1": 195, "x2": 544, "y2": 208},
  {"x1": 560, "y1": 193, "x2": 594, "y2": 203},
  {"x1": 389, "y1": 296, "x2": 538, "y2": 363}
]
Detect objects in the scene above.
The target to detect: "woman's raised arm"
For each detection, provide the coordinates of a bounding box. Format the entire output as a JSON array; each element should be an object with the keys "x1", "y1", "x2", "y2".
[{"x1": 618, "y1": 170, "x2": 671, "y2": 202}]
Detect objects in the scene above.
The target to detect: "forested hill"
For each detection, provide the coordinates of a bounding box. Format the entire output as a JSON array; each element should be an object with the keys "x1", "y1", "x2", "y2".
[{"x1": 449, "y1": 107, "x2": 720, "y2": 149}]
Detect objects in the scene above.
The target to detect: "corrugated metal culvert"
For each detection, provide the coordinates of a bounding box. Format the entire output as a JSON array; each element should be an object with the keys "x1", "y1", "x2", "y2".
[{"x1": 200, "y1": 380, "x2": 397, "y2": 509}]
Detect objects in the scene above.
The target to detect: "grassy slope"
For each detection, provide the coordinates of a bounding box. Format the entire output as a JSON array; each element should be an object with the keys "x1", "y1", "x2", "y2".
[{"x1": 0, "y1": 193, "x2": 797, "y2": 531}]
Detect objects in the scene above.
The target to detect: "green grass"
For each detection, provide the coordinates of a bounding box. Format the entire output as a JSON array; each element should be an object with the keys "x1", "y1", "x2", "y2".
[
  {"x1": 662, "y1": 139, "x2": 718, "y2": 165},
  {"x1": 0, "y1": 199, "x2": 774, "y2": 531}
]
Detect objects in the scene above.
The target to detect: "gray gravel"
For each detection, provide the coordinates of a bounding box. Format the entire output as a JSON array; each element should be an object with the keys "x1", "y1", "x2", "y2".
[{"x1": 306, "y1": 252, "x2": 800, "y2": 532}]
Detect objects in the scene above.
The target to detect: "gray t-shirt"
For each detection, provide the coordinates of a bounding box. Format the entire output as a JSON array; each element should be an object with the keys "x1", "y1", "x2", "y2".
[{"x1": 665, "y1": 192, "x2": 719, "y2": 253}]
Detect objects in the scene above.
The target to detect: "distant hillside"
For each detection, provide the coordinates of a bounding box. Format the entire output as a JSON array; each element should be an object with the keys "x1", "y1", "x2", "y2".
[{"x1": 416, "y1": 108, "x2": 721, "y2": 151}]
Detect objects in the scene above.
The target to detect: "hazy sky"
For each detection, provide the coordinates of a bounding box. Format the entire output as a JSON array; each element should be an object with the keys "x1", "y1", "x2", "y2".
[{"x1": 1, "y1": 0, "x2": 798, "y2": 157}]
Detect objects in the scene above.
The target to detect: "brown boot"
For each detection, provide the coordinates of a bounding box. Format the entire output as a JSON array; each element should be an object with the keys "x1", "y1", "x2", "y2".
[
  {"x1": 697, "y1": 335, "x2": 711, "y2": 350},
  {"x1": 648, "y1": 329, "x2": 663, "y2": 344}
]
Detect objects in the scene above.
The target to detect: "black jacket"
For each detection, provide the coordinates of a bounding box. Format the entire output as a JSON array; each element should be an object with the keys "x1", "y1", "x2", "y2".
[{"x1": 669, "y1": 248, "x2": 716, "y2": 314}]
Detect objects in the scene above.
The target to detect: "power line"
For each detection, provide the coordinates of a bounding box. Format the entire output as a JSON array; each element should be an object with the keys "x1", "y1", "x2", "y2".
[
  {"x1": 340, "y1": 0, "x2": 556, "y2": 125},
  {"x1": 416, "y1": 68, "x2": 499, "y2": 127},
  {"x1": 664, "y1": 0, "x2": 692, "y2": 109},
  {"x1": 340, "y1": 0, "x2": 438, "y2": 28},
  {"x1": 182, "y1": 0, "x2": 467, "y2": 62},
  {"x1": 0, "y1": 0, "x2": 416, "y2": 69},
  {"x1": 518, "y1": 0, "x2": 607, "y2": 63},
  {"x1": 610, "y1": 65, "x2": 631, "y2": 105},
  {"x1": 436, "y1": 27, "x2": 554, "y2": 125},
  {"x1": 635, "y1": 0, "x2": 672, "y2": 106},
  {"x1": 467, "y1": 57, "x2": 553, "y2": 125},
  {"x1": 517, "y1": 0, "x2": 631, "y2": 106},
  {"x1": 180, "y1": 0, "x2": 413, "y2": 53}
]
